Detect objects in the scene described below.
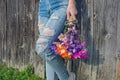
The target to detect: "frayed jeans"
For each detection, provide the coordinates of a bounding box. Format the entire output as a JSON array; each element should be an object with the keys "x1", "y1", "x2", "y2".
[{"x1": 35, "y1": 0, "x2": 69, "y2": 80}]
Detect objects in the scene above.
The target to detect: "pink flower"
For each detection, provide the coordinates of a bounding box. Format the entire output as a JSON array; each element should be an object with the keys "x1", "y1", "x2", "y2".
[
  {"x1": 58, "y1": 33, "x2": 65, "y2": 41},
  {"x1": 81, "y1": 42, "x2": 87, "y2": 47},
  {"x1": 71, "y1": 49, "x2": 89, "y2": 60}
]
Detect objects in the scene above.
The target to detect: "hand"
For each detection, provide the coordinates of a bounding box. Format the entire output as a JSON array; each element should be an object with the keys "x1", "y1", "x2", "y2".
[{"x1": 67, "y1": 0, "x2": 77, "y2": 21}]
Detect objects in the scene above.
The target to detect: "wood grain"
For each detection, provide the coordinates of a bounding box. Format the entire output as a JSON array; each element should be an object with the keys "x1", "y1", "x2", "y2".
[
  {"x1": 0, "y1": 0, "x2": 120, "y2": 79},
  {"x1": 0, "y1": 0, "x2": 45, "y2": 78}
]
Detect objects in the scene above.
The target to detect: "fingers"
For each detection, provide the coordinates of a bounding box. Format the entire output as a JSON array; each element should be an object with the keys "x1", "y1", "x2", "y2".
[
  {"x1": 67, "y1": 10, "x2": 77, "y2": 21},
  {"x1": 67, "y1": 12, "x2": 77, "y2": 21},
  {"x1": 71, "y1": 10, "x2": 77, "y2": 21},
  {"x1": 67, "y1": 11, "x2": 71, "y2": 20},
  {"x1": 71, "y1": 13, "x2": 77, "y2": 21}
]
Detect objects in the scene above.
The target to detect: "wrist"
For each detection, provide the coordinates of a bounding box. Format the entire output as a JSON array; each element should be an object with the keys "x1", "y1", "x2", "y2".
[
  {"x1": 69, "y1": 0, "x2": 76, "y2": 3},
  {"x1": 69, "y1": 0, "x2": 76, "y2": 5}
]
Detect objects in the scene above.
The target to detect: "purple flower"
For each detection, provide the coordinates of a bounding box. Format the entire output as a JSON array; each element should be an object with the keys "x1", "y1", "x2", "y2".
[
  {"x1": 67, "y1": 48, "x2": 73, "y2": 53},
  {"x1": 72, "y1": 48, "x2": 77, "y2": 53},
  {"x1": 50, "y1": 45, "x2": 56, "y2": 50},
  {"x1": 74, "y1": 40, "x2": 80, "y2": 44},
  {"x1": 50, "y1": 45, "x2": 58, "y2": 55},
  {"x1": 76, "y1": 44, "x2": 83, "y2": 50}
]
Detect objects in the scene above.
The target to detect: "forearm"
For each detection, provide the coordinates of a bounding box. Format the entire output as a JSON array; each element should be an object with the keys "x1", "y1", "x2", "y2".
[{"x1": 69, "y1": 0, "x2": 76, "y2": 4}]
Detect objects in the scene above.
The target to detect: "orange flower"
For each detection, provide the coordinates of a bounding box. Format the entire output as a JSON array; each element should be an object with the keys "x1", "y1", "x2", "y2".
[
  {"x1": 61, "y1": 53, "x2": 71, "y2": 59},
  {"x1": 55, "y1": 42, "x2": 71, "y2": 59}
]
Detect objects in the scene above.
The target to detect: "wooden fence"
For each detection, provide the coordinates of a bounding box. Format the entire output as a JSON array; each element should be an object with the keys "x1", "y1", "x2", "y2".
[{"x1": 0, "y1": 0, "x2": 120, "y2": 80}]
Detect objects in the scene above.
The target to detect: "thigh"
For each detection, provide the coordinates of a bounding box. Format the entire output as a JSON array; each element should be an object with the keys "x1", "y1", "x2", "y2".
[
  {"x1": 40, "y1": 6, "x2": 68, "y2": 44},
  {"x1": 36, "y1": 6, "x2": 68, "y2": 61}
]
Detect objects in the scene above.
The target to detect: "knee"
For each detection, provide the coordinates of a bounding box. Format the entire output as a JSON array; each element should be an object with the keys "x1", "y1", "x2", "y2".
[
  {"x1": 35, "y1": 38, "x2": 49, "y2": 59},
  {"x1": 36, "y1": 22, "x2": 55, "y2": 53}
]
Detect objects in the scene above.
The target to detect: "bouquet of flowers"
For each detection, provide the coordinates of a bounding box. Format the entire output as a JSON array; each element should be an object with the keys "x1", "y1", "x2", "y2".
[{"x1": 50, "y1": 20, "x2": 89, "y2": 60}]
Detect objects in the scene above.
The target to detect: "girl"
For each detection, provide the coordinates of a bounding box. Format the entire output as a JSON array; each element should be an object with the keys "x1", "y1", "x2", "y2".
[{"x1": 35, "y1": 0, "x2": 77, "y2": 80}]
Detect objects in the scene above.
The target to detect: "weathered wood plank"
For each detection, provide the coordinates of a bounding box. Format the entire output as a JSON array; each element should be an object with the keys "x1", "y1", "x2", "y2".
[
  {"x1": 32, "y1": 0, "x2": 45, "y2": 78},
  {"x1": 1, "y1": 0, "x2": 7, "y2": 64},
  {"x1": 0, "y1": 0, "x2": 7, "y2": 63},
  {"x1": 5, "y1": 0, "x2": 18, "y2": 66},
  {"x1": 116, "y1": 0, "x2": 120, "y2": 80},
  {"x1": 92, "y1": 0, "x2": 118, "y2": 80},
  {"x1": 72, "y1": 0, "x2": 94, "y2": 80}
]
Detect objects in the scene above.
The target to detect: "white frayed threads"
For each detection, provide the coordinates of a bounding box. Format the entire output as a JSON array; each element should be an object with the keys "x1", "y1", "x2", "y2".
[
  {"x1": 38, "y1": 23, "x2": 44, "y2": 30},
  {"x1": 42, "y1": 28, "x2": 54, "y2": 36},
  {"x1": 36, "y1": 38, "x2": 48, "y2": 43},
  {"x1": 38, "y1": 44, "x2": 48, "y2": 52},
  {"x1": 51, "y1": 16, "x2": 59, "y2": 19}
]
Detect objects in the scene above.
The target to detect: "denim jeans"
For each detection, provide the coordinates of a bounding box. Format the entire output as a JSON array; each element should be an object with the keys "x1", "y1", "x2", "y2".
[{"x1": 35, "y1": 0, "x2": 69, "y2": 80}]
